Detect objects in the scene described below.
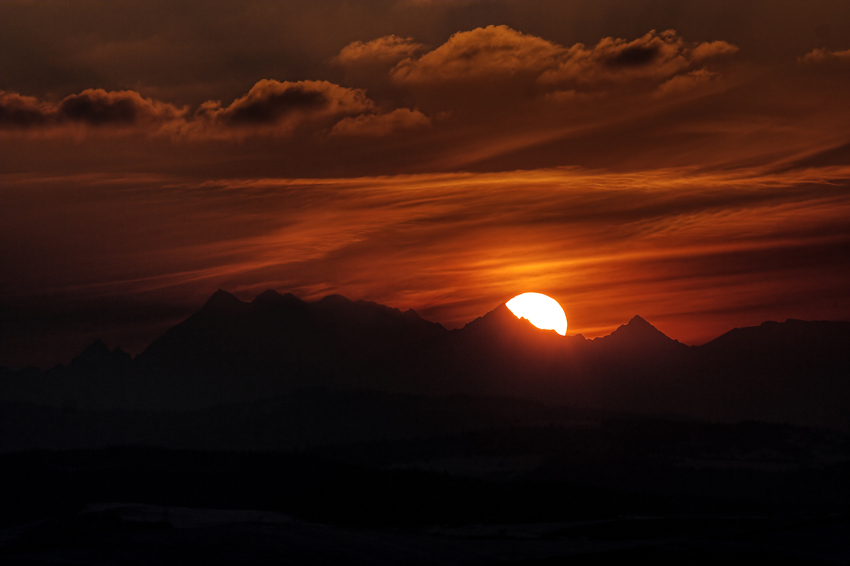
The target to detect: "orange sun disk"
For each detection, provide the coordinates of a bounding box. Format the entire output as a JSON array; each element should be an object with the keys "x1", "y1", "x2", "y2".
[{"x1": 506, "y1": 292, "x2": 568, "y2": 336}]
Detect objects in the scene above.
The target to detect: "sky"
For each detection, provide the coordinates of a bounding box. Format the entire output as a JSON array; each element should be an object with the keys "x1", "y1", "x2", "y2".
[{"x1": 1, "y1": 0, "x2": 849, "y2": 369}]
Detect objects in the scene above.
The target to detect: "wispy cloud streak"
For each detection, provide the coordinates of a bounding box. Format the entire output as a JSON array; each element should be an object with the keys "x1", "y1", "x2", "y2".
[{"x1": 3, "y1": 166, "x2": 849, "y2": 367}]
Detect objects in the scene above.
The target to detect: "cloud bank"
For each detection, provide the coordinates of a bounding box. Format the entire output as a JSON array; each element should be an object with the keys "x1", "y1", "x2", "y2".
[{"x1": 2, "y1": 27, "x2": 743, "y2": 142}]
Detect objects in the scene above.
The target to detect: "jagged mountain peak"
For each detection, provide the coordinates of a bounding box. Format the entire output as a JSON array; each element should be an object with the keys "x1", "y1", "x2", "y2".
[
  {"x1": 68, "y1": 339, "x2": 131, "y2": 373},
  {"x1": 201, "y1": 289, "x2": 245, "y2": 312},
  {"x1": 593, "y1": 315, "x2": 682, "y2": 350},
  {"x1": 612, "y1": 315, "x2": 665, "y2": 335},
  {"x1": 251, "y1": 289, "x2": 304, "y2": 307},
  {"x1": 459, "y1": 303, "x2": 560, "y2": 339}
]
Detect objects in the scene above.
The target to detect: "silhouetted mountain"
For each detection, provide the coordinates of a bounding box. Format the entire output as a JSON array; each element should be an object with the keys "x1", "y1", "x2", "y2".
[
  {"x1": 591, "y1": 315, "x2": 687, "y2": 354},
  {"x1": 67, "y1": 339, "x2": 132, "y2": 375},
  {"x1": 135, "y1": 289, "x2": 448, "y2": 404},
  {"x1": 1, "y1": 290, "x2": 848, "y2": 429}
]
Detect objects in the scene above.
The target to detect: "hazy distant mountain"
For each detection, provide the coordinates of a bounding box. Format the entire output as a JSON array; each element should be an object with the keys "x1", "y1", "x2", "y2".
[{"x1": 1, "y1": 289, "x2": 848, "y2": 429}]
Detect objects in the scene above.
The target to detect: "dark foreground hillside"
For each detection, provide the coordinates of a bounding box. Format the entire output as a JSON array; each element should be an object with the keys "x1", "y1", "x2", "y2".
[
  {"x1": 2, "y1": 291, "x2": 849, "y2": 563},
  {"x1": 2, "y1": 417, "x2": 849, "y2": 565}
]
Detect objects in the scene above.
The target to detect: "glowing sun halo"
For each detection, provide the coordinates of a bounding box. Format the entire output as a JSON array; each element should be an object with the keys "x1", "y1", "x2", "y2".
[{"x1": 506, "y1": 293, "x2": 568, "y2": 336}]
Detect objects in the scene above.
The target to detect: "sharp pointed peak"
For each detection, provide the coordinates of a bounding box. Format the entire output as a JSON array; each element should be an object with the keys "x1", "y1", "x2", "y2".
[
  {"x1": 403, "y1": 308, "x2": 421, "y2": 320},
  {"x1": 459, "y1": 302, "x2": 544, "y2": 335},
  {"x1": 597, "y1": 315, "x2": 682, "y2": 347},
  {"x1": 82, "y1": 339, "x2": 110, "y2": 354},
  {"x1": 205, "y1": 288, "x2": 240, "y2": 303},
  {"x1": 199, "y1": 289, "x2": 246, "y2": 313},
  {"x1": 627, "y1": 315, "x2": 653, "y2": 327},
  {"x1": 69, "y1": 339, "x2": 132, "y2": 370}
]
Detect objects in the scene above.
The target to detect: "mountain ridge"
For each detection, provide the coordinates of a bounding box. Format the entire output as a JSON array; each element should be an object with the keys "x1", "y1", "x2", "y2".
[{"x1": 2, "y1": 289, "x2": 848, "y2": 430}]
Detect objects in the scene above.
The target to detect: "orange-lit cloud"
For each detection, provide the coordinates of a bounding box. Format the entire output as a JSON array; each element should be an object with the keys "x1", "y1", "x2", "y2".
[
  {"x1": 654, "y1": 69, "x2": 719, "y2": 98},
  {"x1": 537, "y1": 30, "x2": 737, "y2": 91},
  {"x1": 382, "y1": 26, "x2": 737, "y2": 98},
  {"x1": 799, "y1": 47, "x2": 850, "y2": 65},
  {"x1": 335, "y1": 35, "x2": 425, "y2": 69},
  {"x1": 390, "y1": 25, "x2": 565, "y2": 84},
  {"x1": 329, "y1": 108, "x2": 430, "y2": 137}
]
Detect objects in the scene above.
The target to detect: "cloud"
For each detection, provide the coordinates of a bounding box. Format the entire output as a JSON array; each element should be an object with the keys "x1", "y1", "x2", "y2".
[
  {"x1": 538, "y1": 30, "x2": 737, "y2": 90},
  {"x1": 691, "y1": 41, "x2": 740, "y2": 64},
  {"x1": 386, "y1": 26, "x2": 737, "y2": 100},
  {"x1": 391, "y1": 25, "x2": 565, "y2": 84},
  {"x1": 654, "y1": 69, "x2": 719, "y2": 98},
  {"x1": 58, "y1": 89, "x2": 186, "y2": 126},
  {"x1": 5, "y1": 166, "x2": 847, "y2": 368},
  {"x1": 335, "y1": 35, "x2": 425, "y2": 69},
  {"x1": 2, "y1": 81, "x2": 396, "y2": 140},
  {"x1": 0, "y1": 89, "x2": 186, "y2": 130},
  {"x1": 329, "y1": 108, "x2": 430, "y2": 137},
  {"x1": 192, "y1": 79, "x2": 375, "y2": 135},
  {"x1": 799, "y1": 47, "x2": 850, "y2": 65},
  {"x1": 0, "y1": 91, "x2": 51, "y2": 128}
]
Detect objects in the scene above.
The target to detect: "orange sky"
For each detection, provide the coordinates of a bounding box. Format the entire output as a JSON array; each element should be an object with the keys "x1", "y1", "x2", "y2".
[{"x1": 1, "y1": 1, "x2": 849, "y2": 368}]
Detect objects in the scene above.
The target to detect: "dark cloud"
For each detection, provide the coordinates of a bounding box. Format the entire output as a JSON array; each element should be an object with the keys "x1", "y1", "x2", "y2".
[
  {"x1": 0, "y1": 89, "x2": 186, "y2": 131},
  {"x1": 538, "y1": 30, "x2": 738, "y2": 91},
  {"x1": 0, "y1": 91, "x2": 49, "y2": 128},
  {"x1": 57, "y1": 89, "x2": 185, "y2": 126},
  {"x1": 198, "y1": 80, "x2": 334, "y2": 126},
  {"x1": 3, "y1": 1, "x2": 850, "y2": 104},
  {"x1": 605, "y1": 45, "x2": 659, "y2": 67},
  {"x1": 0, "y1": 81, "x2": 397, "y2": 139}
]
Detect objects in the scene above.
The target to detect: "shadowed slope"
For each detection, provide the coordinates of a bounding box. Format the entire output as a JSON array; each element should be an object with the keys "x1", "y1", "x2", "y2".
[{"x1": 1, "y1": 290, "x2": 848, "y2": 429}]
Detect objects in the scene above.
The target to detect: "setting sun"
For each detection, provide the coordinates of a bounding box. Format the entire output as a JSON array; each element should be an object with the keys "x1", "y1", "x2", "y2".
[{"x1": 506, "y1": 292, "x2": 568, "y2": 336}]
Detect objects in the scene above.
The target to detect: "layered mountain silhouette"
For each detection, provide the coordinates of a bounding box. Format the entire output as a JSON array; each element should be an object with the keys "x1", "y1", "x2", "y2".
[{"x1": 1, "y1": 289, "x2": 849, "y2": 430}]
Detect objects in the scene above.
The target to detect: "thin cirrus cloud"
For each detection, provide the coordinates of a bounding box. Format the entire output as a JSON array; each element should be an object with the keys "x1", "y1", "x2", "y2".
[{"x1": 3, "y1": 165, "x2": 849, "y2": 368}]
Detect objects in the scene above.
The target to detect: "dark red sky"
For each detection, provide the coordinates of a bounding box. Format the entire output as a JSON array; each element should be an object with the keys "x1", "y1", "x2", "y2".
[{"x1": 2, "y1": 1, "x2": 850, "y2": 369}]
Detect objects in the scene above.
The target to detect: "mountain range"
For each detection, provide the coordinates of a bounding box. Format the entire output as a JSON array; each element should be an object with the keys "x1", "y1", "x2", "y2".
[{"x1": 1, "y1": 289, "x2": 848, "y2": 431}]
